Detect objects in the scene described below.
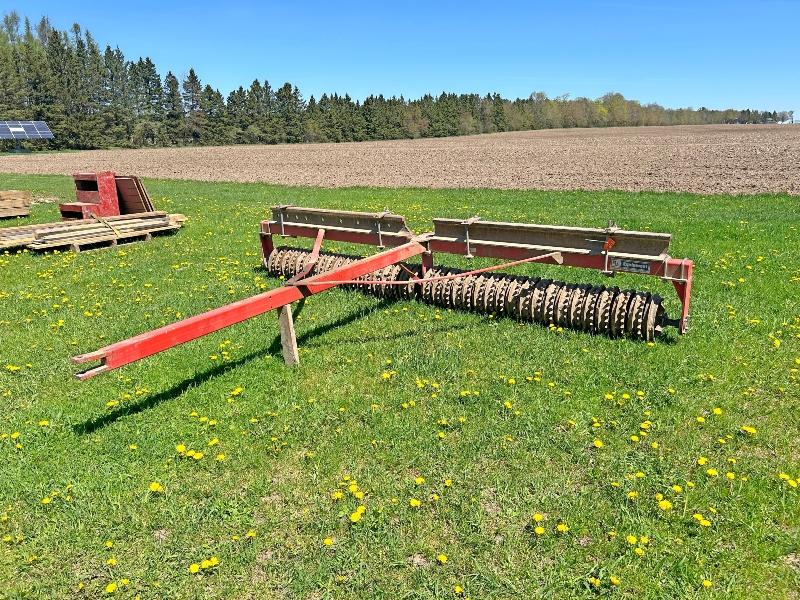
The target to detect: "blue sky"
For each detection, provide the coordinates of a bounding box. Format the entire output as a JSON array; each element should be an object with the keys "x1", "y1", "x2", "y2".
[{"x1": 6, "y1": 0, "x2": 798, "y2": 114}]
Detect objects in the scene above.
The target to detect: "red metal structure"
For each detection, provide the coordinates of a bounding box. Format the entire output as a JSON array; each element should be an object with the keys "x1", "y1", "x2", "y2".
[
  {"x1": 60, "y1": 172, "x2": 119, "y2": 220},
  {"x1": 59, "y1": 172, "x2": 155, "y2": 220},
  {"x1": 73, "y1": 206, "x2": 694, "y2": 380}
]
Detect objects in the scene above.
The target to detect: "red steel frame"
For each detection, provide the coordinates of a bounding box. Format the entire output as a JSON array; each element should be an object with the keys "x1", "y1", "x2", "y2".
[
  {"x1": 73, "y1": 237, "x2": 426, "y2": 380},
  {"x1": 73, "y1": 208, "x2": 694, "y2": 381}
]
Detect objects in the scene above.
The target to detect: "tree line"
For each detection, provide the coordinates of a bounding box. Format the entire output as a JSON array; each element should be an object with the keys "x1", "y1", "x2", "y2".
[{"x1": 0, "y1": 12, "x2": 793, "y2": 150}]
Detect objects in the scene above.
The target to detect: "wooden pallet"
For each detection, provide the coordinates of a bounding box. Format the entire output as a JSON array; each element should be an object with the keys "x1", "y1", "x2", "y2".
[
  {"x1": 0, "y1": 208, "x2": 30, "y2": 218},
  {"x1": 28, "y1": 224, "x2": 180, "y2": 252},
  {"x1": 1, "y1": 212, "x2": 185, "y2": 252},
  {"x1": 0, "y1": 190, "x2": 32, "y2": 218}
]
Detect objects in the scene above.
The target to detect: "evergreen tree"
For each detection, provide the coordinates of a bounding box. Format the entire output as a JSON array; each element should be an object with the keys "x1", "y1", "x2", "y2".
[
  {"x1": 275, "y1": 82, "x2": 304, "y2": 143},
  {"x1": 200, "y1": 84, "x2": 228, "y2": 144},
  {"x1": 163, "y1": 71, "x2": 184, "y2": 145},
  {"x1": 181, "y1": 68, "x2": 203, "y2": 143}
]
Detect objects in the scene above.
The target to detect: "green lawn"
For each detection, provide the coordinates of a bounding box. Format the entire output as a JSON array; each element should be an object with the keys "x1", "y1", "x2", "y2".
[{"x1": 0, "y1": 174, "x2": 798, "y2": 599}]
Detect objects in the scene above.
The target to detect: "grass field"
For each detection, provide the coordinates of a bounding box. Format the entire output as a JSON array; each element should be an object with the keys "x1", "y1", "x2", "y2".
[{"x1": 0, "y1": 174, "x2": 798, "y2": 599}]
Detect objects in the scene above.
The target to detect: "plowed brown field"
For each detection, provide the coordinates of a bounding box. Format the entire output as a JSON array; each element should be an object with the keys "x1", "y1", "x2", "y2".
[{"x1": 2, "y1": 124, "x2": 798, "y2": 194}]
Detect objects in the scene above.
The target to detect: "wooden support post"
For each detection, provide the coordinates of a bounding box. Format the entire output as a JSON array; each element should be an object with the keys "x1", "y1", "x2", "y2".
[{"x1": 277, "y1": 304, "x2": 299, "y2": 366}]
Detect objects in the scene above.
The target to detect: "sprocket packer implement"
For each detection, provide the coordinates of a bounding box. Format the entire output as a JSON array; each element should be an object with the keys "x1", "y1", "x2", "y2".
[{"x1": 73, "y1": 206, "x2": 693, "y2": 379}]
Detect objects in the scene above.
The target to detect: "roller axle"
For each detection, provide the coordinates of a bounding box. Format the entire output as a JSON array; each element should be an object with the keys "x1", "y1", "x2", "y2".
[{"x1": 266, "y1": 247, "x2": 668, "y2": 341}]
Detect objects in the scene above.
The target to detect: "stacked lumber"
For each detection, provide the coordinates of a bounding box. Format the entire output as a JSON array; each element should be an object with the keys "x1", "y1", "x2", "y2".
[
  {"x1": 0, "y1": 190, "x2": 33, "y2": 218},
  {"x1": 0, "y1": 212, "x2": 185, "y2": 252}
]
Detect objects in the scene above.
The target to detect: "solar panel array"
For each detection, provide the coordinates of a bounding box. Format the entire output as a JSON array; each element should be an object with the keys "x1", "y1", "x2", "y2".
[{"x1": 0, "y1": 120, "x2": 54, "y2": 140}]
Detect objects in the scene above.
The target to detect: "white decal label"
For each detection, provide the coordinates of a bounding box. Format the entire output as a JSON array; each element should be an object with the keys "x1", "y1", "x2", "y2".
[{"x1": 611, "y1": 258, "x2": 650, "y2": 274}]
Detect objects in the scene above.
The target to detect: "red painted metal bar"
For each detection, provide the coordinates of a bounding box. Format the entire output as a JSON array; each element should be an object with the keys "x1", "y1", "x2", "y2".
[
  {"x1": 309, "y1": 251, "x2": 563, "y2": 286},
  {"x1": 286, "y1": 228, "x2": 325, "y2": 284},
  {"x1": 671, "y1": 259, "x2": 694, "y2": 334},
  {"x1": 260, "y1": 221, "x2": 274, "y2": 267},
  {"x1": 73, "y1": 239, "x2": 427, "y2": 380},
  {"x1": 261, "y1": 222, "x2": 413, "y2": 251}
]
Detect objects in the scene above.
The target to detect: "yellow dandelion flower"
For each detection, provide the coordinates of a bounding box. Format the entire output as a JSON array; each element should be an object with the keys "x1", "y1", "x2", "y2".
[
  {"x1": 323, "y1": 537, "x2": 334, "y2": 547},
  {"x1": 40, "y1": 497, "x2": 51, "y2": 505},
  {"x1": 697, "y1": 456, "x2": 708, "y2": 465},
  {"x1": 593, "y1": 439, "x2": 603, "y2": 448},
  {"x1": 532, "y1": 513, "x2": 543, "y2": 522},
  {"x1": 414, "y1": 476, "x2": 425, "y2": 485},
  {"x1": 626, "y1": 534, "x2": 638, "y2": 545},
  {"x1": 188, "y1": 563, "x2": 200, "y2": 574},
  {"x1": 436, "y1": 553, "x2": 448, "y2": 564},
  {"x1": 702, "y1": 579, "x2": 713, "y2": 588},
  {"x1": 534, "y1": 525, "x2": 545, "y2": 535},
  {"x1": 556, "y1": 522, "x2": 569, "y2": 533},
  {"x1": 148, "y1": 481, "x2": 164, "y2": 493},
  {"x1": 740, "y1": 425, "x2": 757, "y2": 436},
  {"x1": 610, "y1": 575, "x2": 620, "y2": 586},
  {"x1": 409, "y1": 498, "x2": 421, "y2": 508},
  {"x1": 105, "y1": 582, "x2": 118, "y2": 593},
  {"x1": 658, "y1": 499, "x2": 673, "y2": 511},
  {"x1": 349, "y1": 511, "x2": 362, "y2": 523},
  {"x1": 634, "y1": 547, "x2": 645, "y2": 556},
  {"x1": 706, "y1": 468, "x2": 718, "y2": 477},
  {"x1": 175, "y1": 443, "x2": 186, "y2": 454}
]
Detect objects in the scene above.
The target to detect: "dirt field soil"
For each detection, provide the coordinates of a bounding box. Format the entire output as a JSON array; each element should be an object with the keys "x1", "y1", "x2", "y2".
[{"x1": 1, "y1": 124, "x2": 798, "y2": 195}]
